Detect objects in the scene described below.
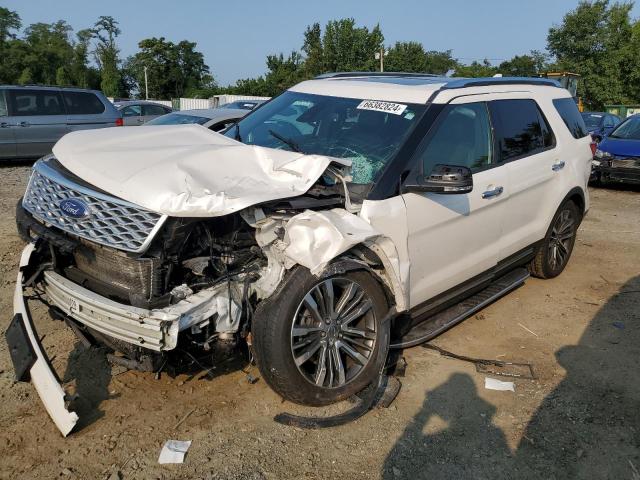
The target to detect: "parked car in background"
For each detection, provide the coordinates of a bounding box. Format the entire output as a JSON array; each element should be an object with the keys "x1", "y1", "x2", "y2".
[
  {"x1": 592, "y1": 114, "x2": 640, "y2": 185},
  {"x1": 0, "y1": 85, "x2": 120, "y2": 160},
  {"x1": 222, "y1": 99, "x2": 266, "y2": 110},
  {"x1": 145, "y1": 107, "x2": 249, "y2": 131},
  {"x1": 114, "y1": 100, "x2": 173, "y2": 126},
  {"x1": 581, "y1": 111, "x2": 621, "y2": 142}
]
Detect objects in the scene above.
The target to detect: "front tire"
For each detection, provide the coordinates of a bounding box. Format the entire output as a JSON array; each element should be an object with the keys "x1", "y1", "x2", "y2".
[
  {"x1": 253, "y1": 267, "x2": 390, "y2": 406},
  {"x1": 529, "y1": 200, "x2": 580, "y2": 279}
]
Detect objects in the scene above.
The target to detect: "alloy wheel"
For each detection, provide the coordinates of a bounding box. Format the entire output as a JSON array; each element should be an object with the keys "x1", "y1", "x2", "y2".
[
  {"x1": 548, "y1": 208, "x2": 575, "y2": 271},
  {"x1": 290, "y1": 278, "x2": 377, "y2": 389}
]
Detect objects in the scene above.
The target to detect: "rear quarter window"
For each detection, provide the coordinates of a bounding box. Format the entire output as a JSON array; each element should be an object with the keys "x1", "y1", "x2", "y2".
[
  {"x1": 489, "y1": 99, "x2": 555, "y2": 162},
  {"x1": 63, "y1": 91, "x2": 106, "y2": 115},
  {"x1": 553, "y1": 98, "x2": 588, "y2": 139}
]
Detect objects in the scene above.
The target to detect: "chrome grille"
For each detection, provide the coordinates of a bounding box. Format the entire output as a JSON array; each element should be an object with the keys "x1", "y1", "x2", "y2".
[{"x1": 22, "y1": 159, "x2": 166, "y2": 253}]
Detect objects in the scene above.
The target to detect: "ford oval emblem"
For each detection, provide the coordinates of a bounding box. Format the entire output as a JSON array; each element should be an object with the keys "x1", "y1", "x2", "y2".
[{"x1": 59, "y1": 198, "x2": 90, "y2": 219}]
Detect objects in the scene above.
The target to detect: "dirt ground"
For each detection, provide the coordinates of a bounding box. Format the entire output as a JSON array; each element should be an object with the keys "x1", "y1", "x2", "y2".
[{"x1": 0, "y1": 162, "x2": 638, "y2": 480}]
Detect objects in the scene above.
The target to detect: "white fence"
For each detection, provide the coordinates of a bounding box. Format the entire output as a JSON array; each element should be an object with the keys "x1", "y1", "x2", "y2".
[
  {"x1": 178, "y1": 98, "x2": 213, "y2": 110},
  {"x1": 212, "y1": 95, "x2": 271, "y2": 108}
]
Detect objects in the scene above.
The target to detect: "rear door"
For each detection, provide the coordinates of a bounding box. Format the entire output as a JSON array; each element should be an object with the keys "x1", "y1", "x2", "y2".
[
  {"x1": 8, "y1": 88, "x2": 68, "y2": 158},
  {"x1": 0, "y1": 90, "x2": 17, "y2": 159},
  {"x1": 402, "y1": 99, "x2": 509, "y2": 305},
  {"x1": 121, "y1": 105, "x2": 144, "y2": 126},
  {"x1": 489, "y1": 99, "x2": 559, "y2": 258},
  {"x1": 63, "y1": 90, "x2": 111, "y2": 132}
]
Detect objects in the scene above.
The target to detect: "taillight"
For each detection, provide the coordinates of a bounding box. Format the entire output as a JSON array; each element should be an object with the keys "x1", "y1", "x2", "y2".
[
  {"x1": 589, "y1": 142, "x2": 597, "y2": 156},
  {"x1": 115, "y1": 118, "x2": 123, "y2": 127}
]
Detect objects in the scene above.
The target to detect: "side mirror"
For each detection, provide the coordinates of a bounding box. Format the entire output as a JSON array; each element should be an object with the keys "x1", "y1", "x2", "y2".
[{"x1": 403, "y1": 164, "x2": 473, "y2": 194}]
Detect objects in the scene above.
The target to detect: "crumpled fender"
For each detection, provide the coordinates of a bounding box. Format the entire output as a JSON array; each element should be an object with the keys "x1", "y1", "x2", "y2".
[{"x1": 281, "y1": 208, "x2": 408, "y2": 311}]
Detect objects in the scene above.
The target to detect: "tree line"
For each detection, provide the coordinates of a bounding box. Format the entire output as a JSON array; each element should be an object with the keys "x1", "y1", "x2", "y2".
[{"x1": 1, "y1": 1, "x2": 639, "y2": 109}]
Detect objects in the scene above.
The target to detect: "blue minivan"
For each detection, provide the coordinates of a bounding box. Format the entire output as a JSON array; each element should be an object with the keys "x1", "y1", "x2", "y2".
[
  {"x1": 0, "y1": 85, "x2": 120, "y2": 160},
  {"x1": 592, "y1": 114, "x2": 640, "y2": 185}
]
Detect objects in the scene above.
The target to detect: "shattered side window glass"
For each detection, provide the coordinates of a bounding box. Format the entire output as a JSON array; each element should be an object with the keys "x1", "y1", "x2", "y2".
[{"x1": 226, "y1": 91, "x2": 426, "y2": 185}]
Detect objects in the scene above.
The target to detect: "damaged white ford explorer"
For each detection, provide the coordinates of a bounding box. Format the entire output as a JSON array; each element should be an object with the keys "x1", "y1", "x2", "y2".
[{"x1": 8, "y1": 73, "x2": 593, "y2": 435}]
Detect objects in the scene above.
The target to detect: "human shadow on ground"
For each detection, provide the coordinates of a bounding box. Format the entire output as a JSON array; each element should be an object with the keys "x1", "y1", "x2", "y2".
[
  {"x1": 382, "y1": 275, "x2": 640, "y2": 479},
  {"x1": 382, "y1": 373, "x2": 512, "y2": 480}
]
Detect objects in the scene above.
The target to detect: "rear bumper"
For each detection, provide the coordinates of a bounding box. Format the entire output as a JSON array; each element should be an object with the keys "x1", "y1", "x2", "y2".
[{"x1": 5, "y1": 244, "x2": 78, "y2": 436}]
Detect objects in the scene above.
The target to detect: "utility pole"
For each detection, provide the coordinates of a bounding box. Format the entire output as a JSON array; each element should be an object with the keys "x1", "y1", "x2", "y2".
[
  {"x1": 375, "y1": 49, "x2": 385, "y2": 72},
  {"x1": 144, "y1": 66, "x2": 149, "y2": 100}
]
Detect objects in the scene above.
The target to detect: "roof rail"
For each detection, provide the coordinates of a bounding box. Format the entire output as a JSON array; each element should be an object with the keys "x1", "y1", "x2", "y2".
[
  {"x1": 315, "y1": 72, "x2": 443, "y2": 79},
  {"x1": 441, "y1": 77, "x2": 561, "y2": 89}
]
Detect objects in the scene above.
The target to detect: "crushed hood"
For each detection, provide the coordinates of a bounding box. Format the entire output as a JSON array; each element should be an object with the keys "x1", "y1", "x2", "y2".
[{"x1": 52, "y1": 125, "x2": 345, "y2": 217}]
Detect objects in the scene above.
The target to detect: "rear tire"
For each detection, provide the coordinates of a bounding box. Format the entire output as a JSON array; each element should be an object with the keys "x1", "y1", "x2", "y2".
[
  {"x1": 529, "y1": 200, "x2": 580, "y2": 279},
  {"x1": 252, "y1": 266, "x2": 390, "y2": 406}
]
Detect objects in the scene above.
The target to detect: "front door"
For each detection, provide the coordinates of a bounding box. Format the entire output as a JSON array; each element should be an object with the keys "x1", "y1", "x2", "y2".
[{"x1": 402, "y1": 100, "x2": 509, "y2": 307}]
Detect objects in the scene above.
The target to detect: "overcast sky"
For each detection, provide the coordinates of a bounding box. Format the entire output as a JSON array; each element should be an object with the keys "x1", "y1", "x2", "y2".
[{"x1": 5, "y1": 0, "x2": 640, "y2": 85}]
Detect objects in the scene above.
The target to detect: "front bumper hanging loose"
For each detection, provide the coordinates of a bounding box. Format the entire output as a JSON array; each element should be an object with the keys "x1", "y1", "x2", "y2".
[{"x1": 5, "y1": 243, "x2": 78, "y2": 436}]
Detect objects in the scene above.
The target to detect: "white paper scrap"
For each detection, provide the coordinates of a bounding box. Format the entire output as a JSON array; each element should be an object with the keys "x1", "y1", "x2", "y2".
[
  {"x1": 158, "y1": 440, "x2": 192, "y2": 464},
  {"x1": 484, "y1": 377, "x2": 515, "y2": 392}
]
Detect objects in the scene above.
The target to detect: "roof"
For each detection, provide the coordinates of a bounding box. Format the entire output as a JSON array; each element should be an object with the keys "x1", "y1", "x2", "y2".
[{"x1": 290, "y1": 72, "x2": 563, "y2": 104}]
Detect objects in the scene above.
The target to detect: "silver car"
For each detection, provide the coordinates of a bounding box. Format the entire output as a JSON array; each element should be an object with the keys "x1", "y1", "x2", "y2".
[
  {"x1": 0, "y1": 85, "x2": 120, "y2": 159},
  {"x1": 114, "y1": 100, "x2": 173, "y2": 126},
  {"x1": 145, "y1": 107, "x2": 249, "y2": 131}
]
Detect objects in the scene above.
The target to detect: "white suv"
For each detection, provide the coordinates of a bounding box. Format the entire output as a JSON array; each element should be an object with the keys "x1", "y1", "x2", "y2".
[{"x1": 9, "y1": 73, "x2": 593, "y2": 435}]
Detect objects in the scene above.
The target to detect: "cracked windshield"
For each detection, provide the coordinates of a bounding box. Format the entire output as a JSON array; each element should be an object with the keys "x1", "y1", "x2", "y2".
[{"x1": 225, "y1": 91, "x2": 425, "y2": 184}]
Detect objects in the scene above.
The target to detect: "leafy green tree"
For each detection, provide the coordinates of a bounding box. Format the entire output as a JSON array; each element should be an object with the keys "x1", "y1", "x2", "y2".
[
  {"x1": 302, "y1": 23, "x2": 324, "y2": 77},
  {"x1": 17, "y1": 67, "x2": 33, "y2": 84},
  {"x1": 93, "y1": 16, "x2": 126, "y2": 97},
  {"x1": 124, "y1": 37, "x2": 214, "y2": 99},
  {"x1": 454, "y1": 59, "x2": 499, "y2": 77},
  {"x1": 424, "y1": 50, "x2": 458, "y2": 75},
  {"x1": 384, "y1": 41, "x2": 427, "y2": 72},
  {"x1": 0, "y1": 6, "x2": 20, "y2": 43},
  {"x1": 322, "y1": 19, "x2": 383, "y2": 72},
  {"x1": 547, "y1": 0, "x2": 637, "y2": 108},
  {"x1": 498, "y1": 50, "x2": 549, "y2": 77}
]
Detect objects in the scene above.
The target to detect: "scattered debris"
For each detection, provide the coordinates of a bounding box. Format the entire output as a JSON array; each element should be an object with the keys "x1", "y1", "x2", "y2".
[
  {"x1": 518, "y1": 323, "x2": 539, "y2": 337},
  {"x1": 274, "y1": 373, "x2": 392, "y2": 428},
  {"x1": 246, "y1": 373, "x2": 259, "y2": 384},
  {"x1": 158, "y1": 440, "x2": 192, "y2": 464},
  {"x1": 173, "y1": 408, "x2": 197, "y2": 430},
  {"x1": 612, "y1": 321, "x2": 625, "y2": 330},
  {"x1": 476, "y1": 361, "x2": 535, "y2": 379},
  {"x1": 422, "y1": 343, "x2": 535, "y2": 379},
  {"x1": 107, "y1": 471, "x2": 122, "y2": 480},
  {"x1": 484, "y1": 377, "x2": 515, "y2": 392}
]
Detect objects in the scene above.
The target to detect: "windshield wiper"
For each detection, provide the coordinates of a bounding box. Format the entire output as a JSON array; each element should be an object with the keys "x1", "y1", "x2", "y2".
[{"x1": 269, "y1": 129, "x2": 303, "y2": 153}]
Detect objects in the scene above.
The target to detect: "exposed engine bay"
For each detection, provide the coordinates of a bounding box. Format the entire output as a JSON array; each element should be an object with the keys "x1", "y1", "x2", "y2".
[{"x1": 16, "y1": 154, "x2": 401, "y2": 376}]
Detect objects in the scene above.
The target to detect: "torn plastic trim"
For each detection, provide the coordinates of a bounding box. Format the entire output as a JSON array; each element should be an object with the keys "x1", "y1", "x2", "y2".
[{"x1": 12, "y1": 243, "x2": 79, "y2": 436}]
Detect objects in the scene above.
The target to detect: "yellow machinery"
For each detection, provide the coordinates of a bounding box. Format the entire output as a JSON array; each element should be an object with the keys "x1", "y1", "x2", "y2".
[{"x1": 543, "y1": 72, "x2": 583, "y2": 111}]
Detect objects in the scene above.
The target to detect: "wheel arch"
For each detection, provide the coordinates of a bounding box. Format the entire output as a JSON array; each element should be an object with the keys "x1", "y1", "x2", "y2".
[{"x1": 562, "y1": 186, "x2": 586, "y2": 219}]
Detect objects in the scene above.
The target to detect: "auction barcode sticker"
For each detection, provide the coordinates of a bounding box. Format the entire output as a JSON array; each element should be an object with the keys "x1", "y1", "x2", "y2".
[{"x1": 356, "y1": 100, "x2": 407, "y2": 115}]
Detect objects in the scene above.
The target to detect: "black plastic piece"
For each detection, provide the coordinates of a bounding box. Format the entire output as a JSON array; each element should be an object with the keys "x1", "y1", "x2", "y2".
[
  {"x1": 392, "y1": 268, "x2": 529, "y2": 349},
  {"x1": 5, "y1": 313, "x2": 37, "y2": 382}
]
